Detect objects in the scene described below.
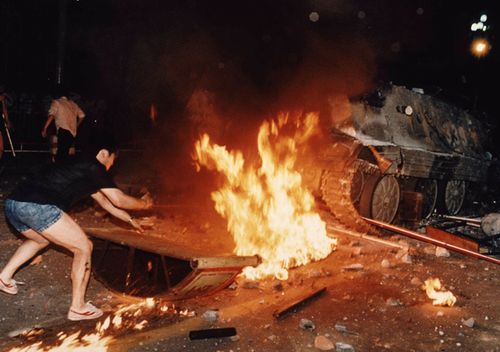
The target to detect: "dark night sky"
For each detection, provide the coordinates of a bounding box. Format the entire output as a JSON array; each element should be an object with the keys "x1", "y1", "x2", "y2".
[{"x1": 0, "y1": 0, "x2": 498, "y2": 135}]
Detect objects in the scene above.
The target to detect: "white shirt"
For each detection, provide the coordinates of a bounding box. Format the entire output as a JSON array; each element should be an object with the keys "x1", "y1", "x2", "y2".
[{"x1": 48, "y1": 96, "x2": 85, "y2": 137}]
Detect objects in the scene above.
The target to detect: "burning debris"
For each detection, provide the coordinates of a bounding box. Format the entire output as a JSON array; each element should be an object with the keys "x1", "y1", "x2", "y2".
[
  {"x1": 422, "y1": 278, "x2": 457, "y2": 307},
  {"x1": 194, "y1": 112, "x2": 336, "y2": 280},
  {"x1": 7, "y1": 299, "x2": 195, "y2": 352}
]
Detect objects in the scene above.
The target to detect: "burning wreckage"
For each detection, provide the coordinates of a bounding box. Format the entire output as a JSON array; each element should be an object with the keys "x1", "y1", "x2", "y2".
[{"x1": 86, "y1": 84, "x2": 497, "y2": 301}]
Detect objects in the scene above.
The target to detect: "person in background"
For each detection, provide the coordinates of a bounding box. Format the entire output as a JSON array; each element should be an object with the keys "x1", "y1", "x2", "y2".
[
  {"x1": 0, "y1": 132, "x2": 153, "y2": 321},
  {"x1": 0, "y1": 85, "x2": 13, "y2": 163},
  {"x1": 41, "y1": 89, "x2": 85, "y2": 163}
]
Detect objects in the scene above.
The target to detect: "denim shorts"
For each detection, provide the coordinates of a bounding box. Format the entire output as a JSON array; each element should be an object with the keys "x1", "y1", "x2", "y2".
[{"x1": 4, "y1": 199, "x2": 63, "y2": 233}]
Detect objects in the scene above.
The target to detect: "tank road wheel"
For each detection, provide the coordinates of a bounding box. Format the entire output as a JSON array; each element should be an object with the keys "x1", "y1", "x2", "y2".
[
  {"x1": 369, "y1": 175, "x2": 401, "y2": 223},
  {"x1": 416, "y1": 179, "x2": 438, "y2": 218},
  {"x1": 442, "y1": 180, "x2": 466, "y2": 215}
]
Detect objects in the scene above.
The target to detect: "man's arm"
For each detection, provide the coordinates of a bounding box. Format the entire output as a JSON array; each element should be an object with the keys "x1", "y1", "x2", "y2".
[
  {"x1": 41, "y1": 115, "x2": 55, "y2": 138},
  {"x1": 98, "y1": 187, "x2": 153, "y2": 210},
  {"x1": 91, "y1": 191, "x2": 145, "y2": 232}
]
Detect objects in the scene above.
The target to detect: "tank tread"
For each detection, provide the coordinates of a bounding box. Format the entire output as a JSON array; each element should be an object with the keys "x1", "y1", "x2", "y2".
[{"x1": 320, "y1": 159, "x2": 380, "y2": 235}]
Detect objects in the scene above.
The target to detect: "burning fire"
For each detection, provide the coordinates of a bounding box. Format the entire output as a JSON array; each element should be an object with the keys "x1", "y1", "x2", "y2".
[
  {"x1": 194, "y1": 112, "x2": 336, "y2": 280},
  {"x1": 422, "y1": 278, "x2": 457, "y2": 307},
  {"x1": 8, "y1": 299, "x2": 194, "y2": 352}
]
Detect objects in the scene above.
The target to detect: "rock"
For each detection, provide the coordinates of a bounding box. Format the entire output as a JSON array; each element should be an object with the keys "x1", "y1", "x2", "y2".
[
  {"x1": 334, "y1": 323, "x2": 348, "y2": 333},
  {"x1": 299, "y1": 318, "x2": 315, "y2": 331},
  {"x1": 342, "y1": 264, "x2": 364, "y2": 272},
  {"x1": 386, "y1": 298, "x2": 403, "y2": 306},
  {"x1": 201, "y1": 310, "x2": 219, "y2": 322},
  {"x1": 437, "y1": 311, "x2": 444, "y2": 317},
  {"x1": 462, "y1": 317, "x2": 475, "y2": 328},
  {"x1": 435, "y1": 247, "x2": 450, "y2": 257},
  {"x1": 267, "y1": 335, "x2": 277, "y2": 342},
  {"x1": 410, "y1": 277, "x2": 422, "y2": 286},
  {"x1": 381, "y1": 259, "x2": 392, "y2": 268},
  {"x1": 335, "y1": 342, "x2": 355, "y2": 352},
  {"x1": 351, "y1": 247, "x2": 362, "y2": 256},
  {"x1": 314, "y1": 335, "x2": 334, "y2": 350},
  {"x1": 400, "y1": 253, "x2": 412, "y2": 264},
  {"x1": 229, "y1": 335, "x2": 240, "y2": 342},
  {"x1": 423, "y1": 245, "x2": 436, "y2": 255},
  {"x1": 227, "y1": 282, "x2": 238, "y2": 290}
]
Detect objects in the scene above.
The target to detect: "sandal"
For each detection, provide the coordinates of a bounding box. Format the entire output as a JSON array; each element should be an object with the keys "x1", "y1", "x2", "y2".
[
  {"x1": 67, "y1": 302, "x2": 103, "y2": 321},
  {"x1": 0, "y1": 278, "x2": 18, "y2": 295}
]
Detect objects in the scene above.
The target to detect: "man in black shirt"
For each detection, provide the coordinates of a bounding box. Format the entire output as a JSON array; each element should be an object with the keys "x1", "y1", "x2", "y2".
[{"x1": 0, "y1": 134, "x2": 153, "y2": 321}]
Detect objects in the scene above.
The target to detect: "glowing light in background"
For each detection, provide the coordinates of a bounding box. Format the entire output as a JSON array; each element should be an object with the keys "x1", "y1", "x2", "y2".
[
  {"x1": 471, "y1": 38, "x2": 491, "y2": 58},
  {"x1": 480, "y1": 14, "x2": 487, "y2": 22}
]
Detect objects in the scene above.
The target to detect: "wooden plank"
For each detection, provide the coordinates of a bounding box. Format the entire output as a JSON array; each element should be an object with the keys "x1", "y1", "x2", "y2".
[
  {"x1": 84, "y1": 225, "x2": 235, "y2": 260},
  {"x1": 425, "y1": 225, "x2": 479, "y2": 252}
]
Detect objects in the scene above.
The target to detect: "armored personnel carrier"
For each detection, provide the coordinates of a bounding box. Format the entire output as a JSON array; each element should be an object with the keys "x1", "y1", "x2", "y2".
[{"x1": 309, "y1": 84, "x2": 491, "y2": 230}]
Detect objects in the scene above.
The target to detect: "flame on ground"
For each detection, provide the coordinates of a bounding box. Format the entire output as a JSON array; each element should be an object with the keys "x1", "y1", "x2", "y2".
[
  {"x1": 422, "y1": 278, "x2": 457, "y2": 307},
  {"x1": 194, "y1": 112, "x2": 336, "y2": 280},
  {"x1": 8, "y1": 299, "x2": 194, "y2": 352}
]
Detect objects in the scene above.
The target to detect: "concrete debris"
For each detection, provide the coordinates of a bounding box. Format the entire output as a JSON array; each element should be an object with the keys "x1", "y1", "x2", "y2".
[
  {"x1": 335, "y1": 342, "x2": 355, "y2": 352},
  {"x1": 227, "y1": 282, "x2": 238, "y2": 290},
  {"x1": 435, "y1": 247, "x2": 451, "y2": 257},
  {"x1": 201, "y1": 310, "x2": 219, "y2": 322},
  {"x1": 351, "y1": 247, "x2": 362, "y2": 256},
  {"x1": 229, "y1": 335, "x2": 240, "y2": 342},
  {"x1": 314, "y1": 335, "x2": 334, "y2": 350},
  {"x1": 424, "y1": 245, "x2": 436, "y2": 255},
  {"x1": 462, "y1": 317, "x2": 475, "y2": 328},
  {"x1": 299, "y1": 318, "x2": 315, "y2": 331},
  {"x1": 386, "y1": 298, "x2": 403, "y2": 306},
  {"x1": 381, "y1": 259, "x2": 392, "y2": 268},
  {"x1": 400, "y1": 253, "x2": 412, "y2": 264},
  {"x1": 342, "y1": 264, "x2": 364, "y2": 272},
  {"x1": 410, "y1": 277, "x2": 422, "y2": 286},
  {"x1": 334, "y1": 323, "x2": 348, "y2": 333}
]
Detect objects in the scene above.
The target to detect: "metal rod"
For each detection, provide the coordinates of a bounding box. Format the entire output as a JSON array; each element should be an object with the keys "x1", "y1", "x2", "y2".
[
  {"x1": 362, "y1": 217, "x2": 500, "y2": 265},
  {"x1": 439, "y1": 215, "x2": 482, "y2": 225},
  {"x1": 2, "y1": 112, "x2": 15, "y2": 157}
]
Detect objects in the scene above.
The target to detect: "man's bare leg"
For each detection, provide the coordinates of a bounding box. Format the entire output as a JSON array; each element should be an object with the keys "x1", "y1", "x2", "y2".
[
  {"x1": 0, "y1": 229, "x2": 50, "y2": 284},
  {"x1": 41, "y1": 213, "x2": 93, "y2": 311}
]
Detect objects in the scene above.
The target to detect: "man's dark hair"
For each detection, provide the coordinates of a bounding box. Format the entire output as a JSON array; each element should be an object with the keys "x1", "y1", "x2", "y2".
[{"x1": 85, "y1": 130, "x2": 118, "y2": 157}]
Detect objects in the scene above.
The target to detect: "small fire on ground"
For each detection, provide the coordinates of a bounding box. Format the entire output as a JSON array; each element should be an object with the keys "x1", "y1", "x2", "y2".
[
  {"x1": 194, "y1": 112, "x2": 337, "y2": 281},
  {"x1": 422, "y1": 278, "x2": 457, "y2": 307},
  {"x1": 8, "y1": 298, "x2": 194, "y2": 352}
]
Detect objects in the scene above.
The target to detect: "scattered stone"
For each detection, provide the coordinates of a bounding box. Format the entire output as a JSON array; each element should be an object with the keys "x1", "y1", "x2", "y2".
[
  {"x1": 351, "y1": 247, "x2": 362, "y2": 256},
  {"x1": 299, "y1": 318, "x2": 315, "y2": 331},
  {"x1": 263, "y1": 324, "x2": 271, "y2": 329},
  {"x1": 335, "y1": 342, "x2": 355, "y2": 352},
  {"x1": 386, "y1": 298, "x2": 403, "y2": 306},
  {"x1": 435, "y1": 247, "x2": 450, "y2": 257},
  {"x1": 349, "y1": 241, "x2": 361, "y2": 247},
  {"x1": 229, "y1": 335, "x2": 240, "y2": 342},
  {"x1": 459, "y1": 264, "x2": 466, "y2": 269},
  {"x1": 342, "y1": 264, "x2": 364, "y2": 272},
  {"x1": 438, "y1": 330, "x2": 444, "y2": 336},
  {"x1": 410, "y1": 277, "x2": 422, "y2": 286},
  {"x1": 334, "y1": 323, "x2": 348, "y2": 333},
  {"x1": 462, "y1": 317, "x2": 475, "y2": 328},
  {"x1": 400, "y1": 253, "x2": 412, "y2": 264},
  {"x1": 227, "y1": 282, "x2": 238, "y2": 290},
  {"x1": 201, "y1": 310, "x2": 219, "y2": 322},
  {"x1": 485, "y1": 316, "x2": 489, "y2": 321},
  {"x1": 267, "y1": 335, "x2": 277, "y2": 342},
  {"x1": 381, "y1": 259, "x2": 391, "y2": 268},
  {"x1": 437, "y1": 311, "x2": 444, "y2": 317},
  {"x1": 423, "y1": 245, "x2": 436, "y2": 255},
  {"x1": 314, "y1": 335, "x2": 334, "y2": 351},
  {"x1": 259, "y1": 299, "x2": 265, "y2": 304}
]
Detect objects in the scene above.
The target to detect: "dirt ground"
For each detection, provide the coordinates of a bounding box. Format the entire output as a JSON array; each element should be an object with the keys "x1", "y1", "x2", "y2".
[{"x1": 0, "y1": 153, "x2": 499, "y2": 352}]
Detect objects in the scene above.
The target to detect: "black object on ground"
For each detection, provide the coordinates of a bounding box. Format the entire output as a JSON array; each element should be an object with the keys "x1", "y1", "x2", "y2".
[{"x1": 189, "y1": 327, "x2": 237, "y2": 340}]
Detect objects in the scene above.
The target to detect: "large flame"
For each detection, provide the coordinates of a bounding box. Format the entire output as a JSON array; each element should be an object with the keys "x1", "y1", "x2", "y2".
[
  {"x1": 194, "y1": 112, "x2": 336, "y2": 280},
  {"x1": 422, "y1": 278, "x2": 457, "y2": 307}
]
